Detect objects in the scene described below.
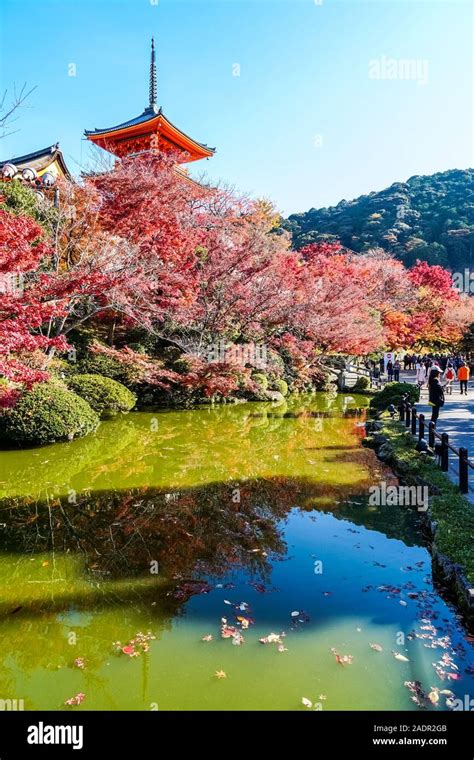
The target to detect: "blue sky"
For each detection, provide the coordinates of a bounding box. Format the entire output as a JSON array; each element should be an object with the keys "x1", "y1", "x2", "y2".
[{"x1": 0, "y1": 0, "x2": 472, "y2": 215}]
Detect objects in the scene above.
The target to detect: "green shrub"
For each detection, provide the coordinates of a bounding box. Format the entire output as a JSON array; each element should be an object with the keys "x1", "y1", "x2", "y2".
[
  {"x1": 252, "y1": 373, "x2": 268, "y2": 391},
  {"x1": 75, "y1": 353, "x2": 138, "y2": 387},
  {"x1": 353, "y1": 376, "x2": 370, "y2": 391},
  {"x1": 273, "y1": 379, "x2": 289, "y2": 396},
  {"x1": 370, "y1": 382, "x2": 419, "y2": 411},
  {"x1": 172, "y1": 357, "x2": 193, "y2": 375},
  {"x1": 66, "y1": 375, "x2": 136, "y2": 417},
  {"x1": 3, "y1": 383, "x2": 99, "y2": 446}
]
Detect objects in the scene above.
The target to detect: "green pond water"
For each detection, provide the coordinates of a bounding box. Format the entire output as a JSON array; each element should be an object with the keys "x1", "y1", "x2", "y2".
[{"x1": 0, "y1": 393, "x2": 473, "y2": 711}]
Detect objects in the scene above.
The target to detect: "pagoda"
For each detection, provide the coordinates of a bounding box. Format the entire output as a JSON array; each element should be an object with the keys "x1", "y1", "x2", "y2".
[{"x1": 85, "y1": 39, "x2": 215, "y2": 164}]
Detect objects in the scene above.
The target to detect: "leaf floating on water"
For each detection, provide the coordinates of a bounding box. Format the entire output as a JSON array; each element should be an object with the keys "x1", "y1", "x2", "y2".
[
  {"x1": 428, "y1": 689, "x2": 439, "y2": 704},
  {"x1": 331, "y1": 649, "x2": 353, "y2": 665},
  {"x1": 221, "y1": 625, "x2": 238, "y2": 639},
  {"x1": 392, "y1": 651, "x2": 410, "y2": 662},
  {"x1": 301, "y1": 697, "x2": 312, "y2": 708},
  {"x1": 259, "y1": 632, "x2": 285, "y2": 645},
  {"x1": 236, "y1": 616, "x2": 253, "y2": 629},
  {"x1": 369, "y1": 643, "x2": 383, "y2": 652},
  {"x1": 64, "y1": 692, "x2": 85, "y2": 707}
]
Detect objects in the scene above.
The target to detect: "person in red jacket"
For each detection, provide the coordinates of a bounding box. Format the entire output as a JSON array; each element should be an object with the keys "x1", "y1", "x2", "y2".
[
  {"x1": 457, "y1": 363, "x2": 470, "y2": 395},
  {"x1": 444, "y1": 365, "x2": 455, "y2": 395}
]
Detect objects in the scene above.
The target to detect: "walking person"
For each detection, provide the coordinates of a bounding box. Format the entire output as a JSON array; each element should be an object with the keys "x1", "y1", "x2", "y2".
[
  {"x1": 393, "y1": 359, "x2": 401, "y2": 382},
  {"x1": 415, "y1": 361, "x2": 426, "y2": 390},
  {"x1": 387, "y1": 359, "x2": 394, "y2": 382},
  {"x1": 444, "y1": 364, "x2": 455, "y2": 395},
  {"x1": 458, "y1": 362, "x2": 470, "y2": 395},
  {"x1": 428, "y1": 369, "x2": 445, "y2": 426}
]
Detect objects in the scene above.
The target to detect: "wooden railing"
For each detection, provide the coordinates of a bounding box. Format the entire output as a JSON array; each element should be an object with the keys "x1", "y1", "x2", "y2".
[{"x1": 398, "y1": 399, "x2": 472, "y2": 494}]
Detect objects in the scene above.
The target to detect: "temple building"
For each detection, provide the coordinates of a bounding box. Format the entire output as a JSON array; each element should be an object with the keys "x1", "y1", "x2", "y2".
[
  {"x1": 0, "y1": 143, "x2": 71, "y2": 184},
  {"x1": 85, "y1": 39, "x2": 215, "y2": 165},
  {"x1": 1, "y1": 39, "x2": 214, "y2": 185}
]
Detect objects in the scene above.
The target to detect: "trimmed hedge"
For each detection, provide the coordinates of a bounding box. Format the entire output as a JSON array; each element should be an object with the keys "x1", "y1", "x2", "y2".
[
  {"x1": 370, "y1": 382, "x2": 419, "y2": 411},
  {"x1": 353, "y1": 376, "x2": 370, "y2": 391},
  {"x1": 74, "y1": 353, "x2": 138, "y2": 387},
  {"x1": 66, "y1": 374, "x2": 136, "y2": 417},
  {"x1": 273, "y1": 379, "x2": 289, "y2": 396},
  {"x1": 3, "y1": 383, "x2": 99, "y2": 446},
  {"x1": 252, "y1": 373, "x2": 268, "y2": 391}
]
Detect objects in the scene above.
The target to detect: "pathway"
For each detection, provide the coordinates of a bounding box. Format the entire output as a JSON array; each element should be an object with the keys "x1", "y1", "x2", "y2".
[{"x1": 401, "y1": 370, "x2": 474, "y2": 501}]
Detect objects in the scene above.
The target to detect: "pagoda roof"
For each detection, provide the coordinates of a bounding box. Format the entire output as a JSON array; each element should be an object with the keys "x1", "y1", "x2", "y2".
[
  {"x1": 2, "y1": 144, "x2": 72, "y2": 179},
  {"x1": 84, "y1": 39, "x2": 215, "y2": 164},
  {"x1": 85, "y1": 106, "x2": 215, "y2": 163}
]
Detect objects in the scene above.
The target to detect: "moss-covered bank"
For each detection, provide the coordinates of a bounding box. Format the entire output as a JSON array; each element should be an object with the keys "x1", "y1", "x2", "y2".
[{"x1": 364, "y1": 416, "x2": 474, "y2": 627}]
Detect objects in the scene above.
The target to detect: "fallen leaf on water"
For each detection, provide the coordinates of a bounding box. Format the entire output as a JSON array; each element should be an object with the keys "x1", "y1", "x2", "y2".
[
  {"x1": 236, "y1": 616, "x2": 253, "y2": 629},
  {"x1": 65, "y1": 692, "x2": 85, "y2": 707},
  {"x1": 221, "y1": 625, "x2": 238, "y2": 639},
  {"x1": 392, "y1": 651, "x2": 410, "y2": 662},
  {"x1": 369, "y1": 643, "x2": 383, "y2": 652},
  {"x1": 330, "y1": 648, "x2": 353, "y2": 665},
  {"x1": 428, "y1": 689, "x2": 439, "y2": 704},
  {"x1": 259, "y1": 632, "x2": 284, "y2": 645}
]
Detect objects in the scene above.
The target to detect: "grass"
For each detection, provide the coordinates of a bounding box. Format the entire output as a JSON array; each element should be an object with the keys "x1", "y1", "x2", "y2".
[{"x1": 373, "y1": 417, "x2": 474, "y2": 585}]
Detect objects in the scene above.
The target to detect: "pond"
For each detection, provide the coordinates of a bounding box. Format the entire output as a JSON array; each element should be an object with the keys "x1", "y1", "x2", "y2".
[{"x1": 0, "y1": 393, "x2": 472, "y2": 711}]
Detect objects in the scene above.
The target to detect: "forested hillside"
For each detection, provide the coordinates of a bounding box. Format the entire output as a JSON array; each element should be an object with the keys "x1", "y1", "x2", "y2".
[{"x1": 285, "y1": 169, "x2": 474, "y2": 271}]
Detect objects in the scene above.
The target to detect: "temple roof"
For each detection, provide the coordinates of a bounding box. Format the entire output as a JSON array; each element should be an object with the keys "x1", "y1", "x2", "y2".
[
  {"x1": 84, "y1": 39, "x2": 215, "y2": 163},
  {"x1": 85, "y1": 107, "x2": 215, "y2": 161},
  {"x1": 2, "y1": 144, "x2": 72, "y2": 179}
]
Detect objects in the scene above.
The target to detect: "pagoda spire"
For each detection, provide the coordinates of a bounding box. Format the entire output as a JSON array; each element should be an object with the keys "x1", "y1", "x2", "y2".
[{"x1": 149, "y1": 37, "x2": 157, "y2": 110}]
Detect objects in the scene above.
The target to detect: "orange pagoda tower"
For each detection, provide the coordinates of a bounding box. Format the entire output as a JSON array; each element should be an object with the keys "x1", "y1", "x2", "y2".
[{"x1": 85, "y1": 39, "x2": 215, "y2": 164}]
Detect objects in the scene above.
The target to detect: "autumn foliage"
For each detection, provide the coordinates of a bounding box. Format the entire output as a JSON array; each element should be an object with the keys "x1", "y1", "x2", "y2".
[{"x1": 1, "y1": 152, "x2": 473, "y2": 406}]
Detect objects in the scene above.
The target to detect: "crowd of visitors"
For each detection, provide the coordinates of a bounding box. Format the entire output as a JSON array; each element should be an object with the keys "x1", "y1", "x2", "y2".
[{"x1": 364, "y1": 353, "x2": 472, "y2": 426}]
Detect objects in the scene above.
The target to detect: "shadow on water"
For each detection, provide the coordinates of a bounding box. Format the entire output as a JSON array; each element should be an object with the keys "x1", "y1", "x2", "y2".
[{"x1": 0, "y1": 476, "x2": 423, "y2": 612}]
